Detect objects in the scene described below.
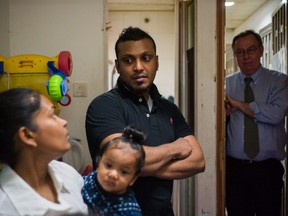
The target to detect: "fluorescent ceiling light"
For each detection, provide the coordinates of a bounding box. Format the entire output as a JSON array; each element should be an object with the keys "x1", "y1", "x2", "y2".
[{"x1": 225, "y1": 1, "x2": 235, "y2": 7}]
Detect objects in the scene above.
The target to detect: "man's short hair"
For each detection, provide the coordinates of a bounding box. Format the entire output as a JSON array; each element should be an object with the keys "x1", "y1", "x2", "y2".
[
  {"x1": 115, "y1": 26, "x2": 156, "y2": 58},
  {"x1": 232, "y1": 29, "x2": 263, "y2": 50}
]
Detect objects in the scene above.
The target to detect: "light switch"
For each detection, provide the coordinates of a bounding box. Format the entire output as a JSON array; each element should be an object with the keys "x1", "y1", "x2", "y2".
[{"x1": 73, "y1": 82, "x2": 87, "y2": 97}]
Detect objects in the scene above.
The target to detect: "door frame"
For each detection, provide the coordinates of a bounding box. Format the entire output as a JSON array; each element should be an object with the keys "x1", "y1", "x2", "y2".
[{"x1": 216, "y1": 0, "x2": 226, "y2": 215}]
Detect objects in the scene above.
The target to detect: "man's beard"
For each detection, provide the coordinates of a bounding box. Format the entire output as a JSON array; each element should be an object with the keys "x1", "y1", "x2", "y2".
[{"x1": 132, "y1": 84, "x2": 151, "y2": 96}]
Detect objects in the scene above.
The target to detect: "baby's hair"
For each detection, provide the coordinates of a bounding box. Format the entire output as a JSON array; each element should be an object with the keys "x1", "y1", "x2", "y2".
[
  {"x1": 97, "y1": 125, "x2": 146, "y2": 174},
  {"x1": 122, "y1": 125, "x2": 146, "y2": 146}
]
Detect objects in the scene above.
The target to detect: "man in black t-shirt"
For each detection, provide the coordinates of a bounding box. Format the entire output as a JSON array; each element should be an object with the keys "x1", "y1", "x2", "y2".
[{"x1": 85, "y1": 26, "x2": 205, "y2": 216}]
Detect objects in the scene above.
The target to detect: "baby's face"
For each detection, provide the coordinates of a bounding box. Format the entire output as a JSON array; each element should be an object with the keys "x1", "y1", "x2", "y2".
[{"x1": 97, "y1": 146, "x2": 138, "y2": 194}]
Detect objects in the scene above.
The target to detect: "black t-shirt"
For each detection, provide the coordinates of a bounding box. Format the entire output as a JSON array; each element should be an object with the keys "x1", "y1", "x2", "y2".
[{"x1": 85, "y1": 78, "x2": 193, "y2": 215}]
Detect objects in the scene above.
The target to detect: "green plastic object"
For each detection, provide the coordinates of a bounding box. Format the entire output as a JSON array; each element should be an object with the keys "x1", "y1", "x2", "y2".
[{"x1": 48, "y1": 74, "x2": 64, "y2": 101}]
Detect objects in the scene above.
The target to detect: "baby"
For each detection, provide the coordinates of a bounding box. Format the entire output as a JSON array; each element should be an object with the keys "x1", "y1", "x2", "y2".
[{"x1": 82, "y1": 125, "x2": 146, "y2": 215}]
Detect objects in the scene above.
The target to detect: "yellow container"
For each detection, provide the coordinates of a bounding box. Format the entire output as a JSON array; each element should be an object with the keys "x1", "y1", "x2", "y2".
[
  {"x1": 0, "y1": 54, "x2": 59, "y2": 74},
  {"x1": 0, "y1": 52, "x2": 70, "y2": 114},
  {"x1": 0, "y1": 73, "x2": 60, "y2": 114}
]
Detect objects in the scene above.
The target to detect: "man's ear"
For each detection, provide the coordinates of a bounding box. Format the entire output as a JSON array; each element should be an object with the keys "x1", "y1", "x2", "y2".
[
  {"x1": 17, "y1": 127, "x2": 37, "y2": 147},
  {"x1": 259, "y1": 45, "x2": 264, "y2": 57},
  {"x1": 156, "y1": 55, "x2": 159, "y2": 71},
  {"x1": 115, "y1": 59, "x2": 120, "y2": 74}
]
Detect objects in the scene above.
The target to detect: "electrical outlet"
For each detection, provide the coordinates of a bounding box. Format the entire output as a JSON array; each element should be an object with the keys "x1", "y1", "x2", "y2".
[{"x1": 73, "y1": 82, "x2": 87, "y2": 97}]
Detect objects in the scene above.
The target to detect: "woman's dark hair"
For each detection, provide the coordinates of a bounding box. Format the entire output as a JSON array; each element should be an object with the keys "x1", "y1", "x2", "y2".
[
  {"x1": 0, "y1": 88, "x2": 41, "y2": 166},
  {"x1": 115, "y1": 26, "x2": 156, "y2": 58},
  {"x1": 232, "y1": 29, "x2": 263, "y2": 50},
  {"x1": 97, "y1": 125, "x2": 146, "y2": 175}
]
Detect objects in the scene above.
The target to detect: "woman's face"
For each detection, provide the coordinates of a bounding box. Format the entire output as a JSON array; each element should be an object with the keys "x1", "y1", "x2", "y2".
[{"x1": 32, "y1": 95, "x2": 70, "y2": 159}]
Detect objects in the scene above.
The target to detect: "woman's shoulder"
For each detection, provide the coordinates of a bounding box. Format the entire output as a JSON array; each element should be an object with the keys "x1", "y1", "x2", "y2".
[
  {"x1": 0, "y1": 183, "x2": 19, "y2": 216},
  {"x1": 50, "y1": 159, "x2": 77, "y2": 170},
  {"x1": 49, "y1": 160, "x2": 83, "y2": 180}
]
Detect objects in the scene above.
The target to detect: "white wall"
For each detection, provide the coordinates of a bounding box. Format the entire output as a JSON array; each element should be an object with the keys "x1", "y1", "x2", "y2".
[
  {"x1": 0, "y1": 0, "x2": 10, "y2": 56},
  {"x1": 8, "y1": 0, "x2": 106, "y2": 171}
]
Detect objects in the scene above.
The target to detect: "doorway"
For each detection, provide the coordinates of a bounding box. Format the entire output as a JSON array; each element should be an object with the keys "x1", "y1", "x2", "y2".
[{"x1": 224, "y1": 1, "x2": 288, "y2": 215}]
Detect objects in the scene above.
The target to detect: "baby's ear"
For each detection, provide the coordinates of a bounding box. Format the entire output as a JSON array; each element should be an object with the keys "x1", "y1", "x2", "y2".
[
  {"x1": 17, "y1": 127, "x2": 37, "y2": 147},
  {"x1": 129, "y1": 175, "x2": 138, "y2": 186}
]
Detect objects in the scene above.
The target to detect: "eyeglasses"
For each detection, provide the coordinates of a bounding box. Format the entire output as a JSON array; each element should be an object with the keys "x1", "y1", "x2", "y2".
[{"x1": 234, "y1": 45, "x2": 261, "y2": 57}]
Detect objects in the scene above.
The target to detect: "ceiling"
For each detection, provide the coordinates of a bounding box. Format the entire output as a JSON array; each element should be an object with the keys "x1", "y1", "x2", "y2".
[
  {"x1": 108, "y1": 0, "x2": 269, "y2": 31},
  {"x1": 226, "y1": 0, "x2": 269, "y2": 30}
]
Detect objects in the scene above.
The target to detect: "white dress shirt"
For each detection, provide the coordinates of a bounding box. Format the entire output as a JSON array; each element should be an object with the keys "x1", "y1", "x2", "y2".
[{"x1": 0, "y1": 160, "x2": 88, "y2": 216}]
